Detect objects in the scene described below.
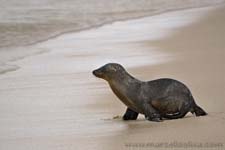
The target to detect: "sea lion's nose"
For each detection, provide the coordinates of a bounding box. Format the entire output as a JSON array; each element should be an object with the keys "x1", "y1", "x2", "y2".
[
  {"x1": 92, "y1": 68, "x2": 103, "y2": 78},
  {"x1": 92, "y1": 70, "x2": 97, "y2": 76}
]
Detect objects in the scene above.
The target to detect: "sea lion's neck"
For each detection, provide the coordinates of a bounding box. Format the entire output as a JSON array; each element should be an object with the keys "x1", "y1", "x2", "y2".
[
  {"x1": 109, "y1": 71, "x2": 141, "y2": 88},
  {"x1": 108, "y1": 71, "x2": 141, "y2": 109}
]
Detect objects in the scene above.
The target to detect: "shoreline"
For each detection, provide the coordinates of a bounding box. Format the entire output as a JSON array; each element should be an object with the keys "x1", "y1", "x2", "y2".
[
  {"x1": 0, "y1": 3, "x2": 223, "y2": 51},
  {"x1": 0, "y1": 5, "x2": 219, "y2": 75}
]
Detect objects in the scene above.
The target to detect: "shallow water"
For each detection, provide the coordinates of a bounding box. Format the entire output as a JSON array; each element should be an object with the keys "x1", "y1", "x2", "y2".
[
  {"x1": 1, "y1": 0, "x2": 225, "y2": 74},
  {"x1": 0, "y1": 0, "x2": 224, "y2": 49}
]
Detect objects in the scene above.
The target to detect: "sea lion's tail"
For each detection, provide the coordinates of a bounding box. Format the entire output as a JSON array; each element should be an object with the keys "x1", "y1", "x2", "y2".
[{"x1": 190, "y1": 95, "x2": 207, "y2": 116}]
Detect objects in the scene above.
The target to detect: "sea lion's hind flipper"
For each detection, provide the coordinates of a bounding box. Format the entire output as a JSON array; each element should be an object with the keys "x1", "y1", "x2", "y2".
[
  {"x1": 151, "y1": 98, "x2": 189, "y2": 119},
  {"x1": 123, "y1": 108, "x2": 139, "y2": 120},
  {"x1": 163, "y1": 112, "x2": 187, "y2": 119},
  {"x1": 193, "y1": 105, "x2": 207, "y2": 116},
  {"x1": 151, "y1": 99, "x2": 174, "y2": 113},
  {"x1": 141, "y1": 103, "x2": 162, "y2": 122},
  {"x1": 190, "y1": 95, "x2": 207, "y2": 116}
]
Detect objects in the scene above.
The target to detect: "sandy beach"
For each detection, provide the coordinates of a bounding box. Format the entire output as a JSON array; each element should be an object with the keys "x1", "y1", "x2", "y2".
[{"x1": 0, "y1": 5, "x2": 225, "y2": 150}]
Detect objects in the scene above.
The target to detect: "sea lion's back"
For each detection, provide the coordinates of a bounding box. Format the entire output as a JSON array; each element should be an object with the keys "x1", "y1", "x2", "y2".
[{"x1": 146, "y1": 78, "x2": 190, "y2": 97}]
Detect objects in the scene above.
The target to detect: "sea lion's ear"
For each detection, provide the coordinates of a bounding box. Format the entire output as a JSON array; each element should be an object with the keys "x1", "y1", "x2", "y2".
[{"x1": 111, "y1": 66, "x2": 117, "y2": 72}]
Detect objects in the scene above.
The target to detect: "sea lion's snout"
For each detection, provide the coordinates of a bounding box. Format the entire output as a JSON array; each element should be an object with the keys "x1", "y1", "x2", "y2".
[
  {"x1": 92, "y1": 68, "x2": 104, "y2": 78},
  {"x1": 93, "y1": 63, "x2": 124, "y2": 79}
]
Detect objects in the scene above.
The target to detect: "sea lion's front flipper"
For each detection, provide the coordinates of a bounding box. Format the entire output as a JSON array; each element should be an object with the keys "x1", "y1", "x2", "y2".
[{"x1": 123, "y1": 108, "x2": 139, "y2": 120}]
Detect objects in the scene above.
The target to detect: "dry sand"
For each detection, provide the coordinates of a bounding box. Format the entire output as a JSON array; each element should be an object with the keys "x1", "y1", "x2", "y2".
[{"x1": 0, "y1": 5, "x2": 225, "y2": 150}]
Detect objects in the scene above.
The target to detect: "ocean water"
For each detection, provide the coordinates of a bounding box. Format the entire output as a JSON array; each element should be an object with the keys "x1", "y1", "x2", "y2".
[
  {"x1": 0, "y1": 0, "x2": 224, "y2": 74},
  {"x1": 0, "y1": 0, "x2": 224, "y2": 49}
]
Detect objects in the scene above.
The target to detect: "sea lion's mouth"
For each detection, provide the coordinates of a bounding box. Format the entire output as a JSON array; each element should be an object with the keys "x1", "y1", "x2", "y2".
[{"x1": 92, "y1": 69, "x2": 104, "y2": 78}]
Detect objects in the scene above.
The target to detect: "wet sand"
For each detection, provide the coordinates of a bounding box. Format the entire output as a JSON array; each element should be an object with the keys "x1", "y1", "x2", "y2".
[{"x1": 0, "y1": 6, "x2": 225, "y2": 150}]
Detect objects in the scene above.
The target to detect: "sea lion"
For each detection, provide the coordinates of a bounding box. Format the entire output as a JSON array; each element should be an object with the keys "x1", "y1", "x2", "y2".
[{"x1": 92, "y1": 63, "x2": 207, "y2": 122}]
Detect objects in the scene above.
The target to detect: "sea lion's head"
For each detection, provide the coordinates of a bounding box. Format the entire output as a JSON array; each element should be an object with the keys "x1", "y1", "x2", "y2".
[{"x1": 92, "y1": 63, "x2": 126, "y2": 81}]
